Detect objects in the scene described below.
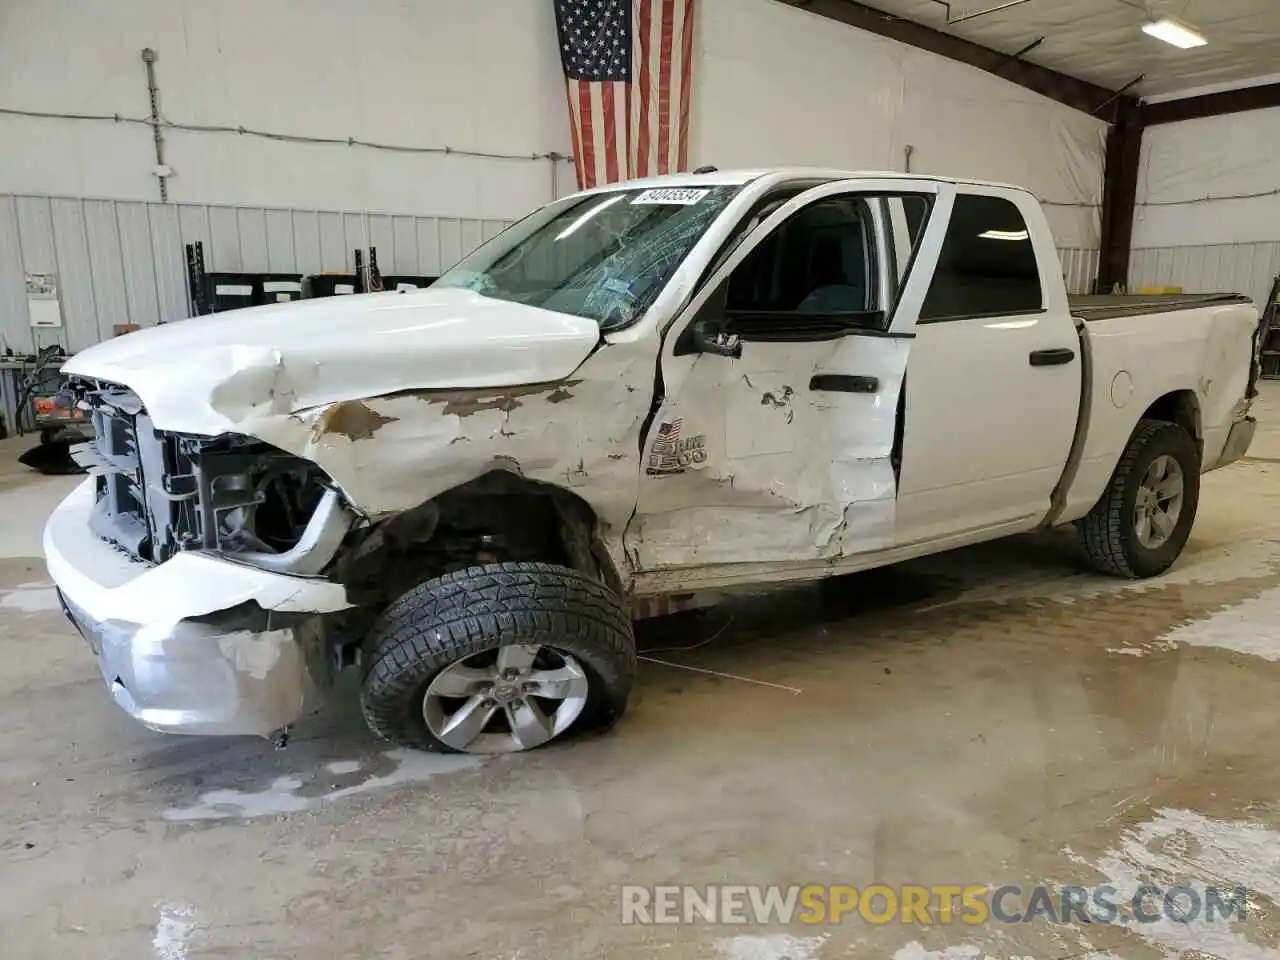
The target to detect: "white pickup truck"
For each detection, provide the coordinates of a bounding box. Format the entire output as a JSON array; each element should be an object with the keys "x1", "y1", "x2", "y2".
[{"x1": 45, "y1": 169, "x2": 1260, "y2": 755}]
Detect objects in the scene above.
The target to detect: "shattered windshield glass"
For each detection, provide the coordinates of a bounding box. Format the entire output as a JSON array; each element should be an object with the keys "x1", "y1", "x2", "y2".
[{"x1": 433, "y1": 185, "x2": 741, "y2": 331}]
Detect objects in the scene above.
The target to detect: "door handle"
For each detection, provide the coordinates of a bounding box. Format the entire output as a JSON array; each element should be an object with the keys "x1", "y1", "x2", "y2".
[
  {"x1": 809, "y1": 374, "x2": 879, "y2": 393},
  {"x1": 1029, "y1": 348, "x2": 1076, "y2": 367}
]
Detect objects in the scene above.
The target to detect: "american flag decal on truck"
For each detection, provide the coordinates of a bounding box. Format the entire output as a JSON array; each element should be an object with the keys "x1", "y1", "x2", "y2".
[{"x1": 646, "y1": 418, "x2": 707, "y2": 475}]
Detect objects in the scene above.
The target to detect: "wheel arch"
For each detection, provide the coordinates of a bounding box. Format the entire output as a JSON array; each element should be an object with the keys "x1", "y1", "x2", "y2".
[
  {"x1": 1141, "y1": 389, "x2": 1202, "y2": 459},
  {"x1": 333, "y1": 469, "x2": 627, "y2": 612}
]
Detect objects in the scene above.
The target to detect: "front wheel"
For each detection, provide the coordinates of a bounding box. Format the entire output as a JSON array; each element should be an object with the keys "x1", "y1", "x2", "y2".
[
  {"x1": 1078, "y1": 418, "x2": 1201, "y2": 578},
  {"x1": 360, "y1": 562, "x2": 636, "y2": 754}
]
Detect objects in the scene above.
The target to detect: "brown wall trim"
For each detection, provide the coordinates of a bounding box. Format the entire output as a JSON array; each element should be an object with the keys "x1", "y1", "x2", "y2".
[
  {"x1": 1143, "y1": 82, "x2": 1280, "y2": 126},
  {"x1": 778, "y1": 0, "x2": 1137, "y2": 122}
]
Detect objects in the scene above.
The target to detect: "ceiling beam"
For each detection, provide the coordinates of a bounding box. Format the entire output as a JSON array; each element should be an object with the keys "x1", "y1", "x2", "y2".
[
  {"x1": 779, "y1": 0, "x2": 1137, "y2": 122},
  {"x1": 1143, "y1": 82, "x2": 1280, "y2": 126}
]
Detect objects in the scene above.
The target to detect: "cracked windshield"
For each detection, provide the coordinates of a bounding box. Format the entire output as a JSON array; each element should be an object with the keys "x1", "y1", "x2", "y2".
[{"x1": 433, "y1": 185, "x2": 741, "y2": 330}]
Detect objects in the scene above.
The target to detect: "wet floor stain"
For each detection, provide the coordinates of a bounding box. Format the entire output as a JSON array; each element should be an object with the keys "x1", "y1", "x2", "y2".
[
  {"x1": 891, "y1": 946, "x2": 989, "y2": 960},
  {"x1": 633, "y1": 560, "x2": 1280, "y2": 711},
  {"x1": 1065, "y1": 808, "x2": 1280, "y2": 959},
  {"x1": 151, "y1": 901, "x2": 197, "y2": 960},
  {"x1": 1157, "y1": 585, "x2": 1280, "y2": 662},
  {"x1": 162, "y1": 749, "x2": 482, "y2": 822},
  {"x1": 715, "y1": 933, "x2": 827, "y2": 960}
]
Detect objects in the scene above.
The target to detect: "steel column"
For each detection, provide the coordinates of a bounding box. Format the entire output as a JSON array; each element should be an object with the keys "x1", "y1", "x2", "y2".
[{"x1": 1097, "y1": 97, "x2": 1144, "y2": 293}]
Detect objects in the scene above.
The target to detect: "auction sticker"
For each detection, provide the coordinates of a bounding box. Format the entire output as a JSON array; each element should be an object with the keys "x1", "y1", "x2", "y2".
[{"x1": 631, "y1": 188, "x2": 710, "y2": 205}]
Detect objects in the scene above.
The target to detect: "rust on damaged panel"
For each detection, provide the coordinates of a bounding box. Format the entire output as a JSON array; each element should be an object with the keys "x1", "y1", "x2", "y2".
[
  {"x1": 314, "y1": 401, "x2": 400, "y2": 441},
  {"x1": 410, "y1": 381, "x2": 583, "y2": 417}
]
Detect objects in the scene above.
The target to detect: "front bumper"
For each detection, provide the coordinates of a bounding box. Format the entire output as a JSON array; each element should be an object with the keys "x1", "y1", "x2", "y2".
[
  {"x1": 45, "y1": 479, "x2": 350, "y2": 737},
  {"x1": 59, "y1": 591, "x2": 326, "y2": 736}
]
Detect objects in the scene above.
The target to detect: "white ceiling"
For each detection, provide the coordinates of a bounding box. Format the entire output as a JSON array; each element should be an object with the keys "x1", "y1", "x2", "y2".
[{"x1": 850, "y1": 0, "x2": 1280, "y2": 97}]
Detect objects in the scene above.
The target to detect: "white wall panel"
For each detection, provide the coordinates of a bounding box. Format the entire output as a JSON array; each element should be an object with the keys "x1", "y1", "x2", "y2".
[
  {"x1": 177, "y1": 206, "x2": 212, "y2": 262},
  {"x1": 439, "y1": 220, "x2": 466, "y2": 273},
  {"x1": 1129, "y1": 107, "x2": 1280, "y2": 305},
  {"x1": 368, "y1": 217, "x2": 395, "y2": 275},
  {"x1": 0, "y1": 195, "x2": 512, "y2": 352},
  {"x1": 147, "y1": 204, "x2": 187, "y2": 324},
  {"x1": 693, "y1": 0, "x2": 1107, "y2": 249},
  {"x1": 15, "y1": 198, "x2": 56, "y2": 275},
  {"x1": 3, "y1": 0, "x2": 1103, "y2": 240},
  {"x1": 83, "y1": 200, "x2": 129, "y2": 333},
  {"x1": 207, "y1": 207, "x2": 242, "y2": 272},
  {"x1": 292, "y1": 211, "x2": 323, "y2": 279},
  {"x1": 391, "y1": 217, "x2": 419, "y2": 276},
  {"x1": 1133, "y1": 107, "x2": 1280, "y2": 250},
  {"x1": 115, "y1": 202, "x2": 162, "y2": 328},
  {"x1": 0, "y1": 0, "x2": 573, "y2": 220},
  {"x1": 1, "y1": 0, "x2": 1111, "y2": 346},
  {"x1": 1130, "y1": 244, "x2": 1280, "y2": 308},
  {"x1": 317, "y1": 213, "x2": 346, "y2": 273},
  {"x1": 49, "y1": 199, "x2": 100, "y2": 352},
  {"x1": 0, "y1": 197, "x2": 27, "y2": 351},
  {"x1": 417, "y1": 220, "x2": 444, "y2": 277},
  {"x1": 264, "y1": 210, "x2": 296, "y2": 273},
  {"x1": 341, "y1": 214, "x2": 367, "y2": 271},
  {"x1": 236, "y1": 208, "x2": 270, "y2": 274}
]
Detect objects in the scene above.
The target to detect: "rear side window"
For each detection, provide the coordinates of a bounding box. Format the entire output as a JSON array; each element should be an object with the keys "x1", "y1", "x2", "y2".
[{"x1": 920, "y1": 194, "x2": 1043, "y2": 321}]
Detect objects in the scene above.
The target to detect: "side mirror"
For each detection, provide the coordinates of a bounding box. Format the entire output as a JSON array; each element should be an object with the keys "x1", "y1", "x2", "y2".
[{"x1": 693, "y1": 318, "x2": 743, "y2": 359}]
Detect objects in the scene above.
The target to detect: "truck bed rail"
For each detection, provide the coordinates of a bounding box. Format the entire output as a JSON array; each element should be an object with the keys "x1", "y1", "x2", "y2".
[{"x1": 1068, "y1": 293, "x2": 1252, "y2": 322}]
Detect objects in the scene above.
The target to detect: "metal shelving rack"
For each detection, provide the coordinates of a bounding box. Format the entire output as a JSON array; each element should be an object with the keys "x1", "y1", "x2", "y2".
[{"x1": 1260, "y1": 274, "x2": 1280, "y2": 380}]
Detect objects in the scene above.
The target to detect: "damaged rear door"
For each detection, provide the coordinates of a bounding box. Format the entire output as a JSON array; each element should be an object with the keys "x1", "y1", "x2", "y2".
[{"x1": 626, "y1": 179, "x2": 942, "y2": 582}]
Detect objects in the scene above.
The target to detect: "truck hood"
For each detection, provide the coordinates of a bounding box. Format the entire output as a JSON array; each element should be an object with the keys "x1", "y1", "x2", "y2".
[{"x1": 62, "y1": 288, "x2": 602, "y2": 435}]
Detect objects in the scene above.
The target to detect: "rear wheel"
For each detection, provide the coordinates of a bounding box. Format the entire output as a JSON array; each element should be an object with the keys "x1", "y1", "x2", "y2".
[
  {"x1": 1078, "y1": 418, "x2": 1201, "y2": 578},
  {"x1": 360, "y1": 562, "x2": 635, "y2": 753}
]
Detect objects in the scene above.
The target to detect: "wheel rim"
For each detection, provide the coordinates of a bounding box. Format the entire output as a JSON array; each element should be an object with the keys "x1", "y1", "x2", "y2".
[
  {"x1": 1134, "y1": 454, "x2": 1185, "y2": 549},
  {"x1": 422, "y1": 644, "x2": 590, "y2": 754}
]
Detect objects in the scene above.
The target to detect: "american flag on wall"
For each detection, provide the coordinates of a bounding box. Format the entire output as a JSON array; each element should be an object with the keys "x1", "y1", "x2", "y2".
[{"x1": 553, "y1": 0, "x2": 696, "y2": 190}]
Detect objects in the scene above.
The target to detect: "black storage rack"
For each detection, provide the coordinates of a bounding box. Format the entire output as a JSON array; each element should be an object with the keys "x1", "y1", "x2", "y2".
[{"x1": 1258, "y1": 274, "x2": 1280, "y2": 380}]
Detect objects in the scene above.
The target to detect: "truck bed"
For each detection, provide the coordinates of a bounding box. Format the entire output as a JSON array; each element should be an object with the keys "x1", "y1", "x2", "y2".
[{"x1": 1068, "y1": 293, "x2": 1252, "y2": 321}]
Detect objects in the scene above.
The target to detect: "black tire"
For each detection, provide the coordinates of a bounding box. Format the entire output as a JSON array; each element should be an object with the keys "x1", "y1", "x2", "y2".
[
  {"x1": 360, "y1": 561, "x2": 636, "y2": 753},
  {"x1": 1078, "y1": 418, "x2": 1201, "y2": 578}
]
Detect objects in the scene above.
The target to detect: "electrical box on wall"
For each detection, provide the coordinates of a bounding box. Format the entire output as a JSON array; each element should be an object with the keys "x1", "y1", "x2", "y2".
[{"x1": 25, "y1": 273, "x2": 63, "y2": 329}]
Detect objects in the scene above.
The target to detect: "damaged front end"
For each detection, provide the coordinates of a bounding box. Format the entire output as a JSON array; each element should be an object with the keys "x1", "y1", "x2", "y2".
[
  {"x1": 47, "y1": 378, "x2": 357, "y2": 738},
  {"x1": 70, "y1": 379, "x2": 357, "y2": 573}
]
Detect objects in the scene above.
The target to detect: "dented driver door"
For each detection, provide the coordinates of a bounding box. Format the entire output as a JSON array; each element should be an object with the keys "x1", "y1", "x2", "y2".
[{"x1": 626, "y1": 179, "x2": 941, "y2": 588}]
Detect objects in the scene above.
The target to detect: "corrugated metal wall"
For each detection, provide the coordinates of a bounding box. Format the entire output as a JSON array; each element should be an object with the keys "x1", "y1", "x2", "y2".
[
  {"x1": 0, "y1": 194, "x2": 513, "y2": 353},
  {"x1": 1130, "y1": 244, "x2": 1280, "y2": 310},
  {"x1": 1058, "y1": 248, "x2": 1100, "y2": 297},
  {"x1": 0, "y1": 193, "x2": 1107, "y2": 355}
]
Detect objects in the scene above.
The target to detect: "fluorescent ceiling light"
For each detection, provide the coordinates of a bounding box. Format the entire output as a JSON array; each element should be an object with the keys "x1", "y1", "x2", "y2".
[
  {"x1": 1142, "y1": 18, "x2": 1208, "y2": 50},
  {"x1": 979, "y1": 229, "x2": 1029, "y2": 241}
]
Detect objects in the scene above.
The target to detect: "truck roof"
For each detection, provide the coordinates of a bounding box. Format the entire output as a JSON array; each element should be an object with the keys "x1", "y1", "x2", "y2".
[{"x1": 577, "y1": 168, "x2": 1031, "y2": 196}]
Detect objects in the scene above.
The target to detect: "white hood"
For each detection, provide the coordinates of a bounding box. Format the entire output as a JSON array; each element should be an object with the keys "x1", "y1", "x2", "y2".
[{"x1": 63, "y1": 288, "x2": 602, "y2": 435}]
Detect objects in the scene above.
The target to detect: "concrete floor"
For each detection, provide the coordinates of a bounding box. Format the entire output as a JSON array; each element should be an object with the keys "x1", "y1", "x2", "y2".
[{"x1": 5, "y1": 391, "x2": 1280, "y2": 960}]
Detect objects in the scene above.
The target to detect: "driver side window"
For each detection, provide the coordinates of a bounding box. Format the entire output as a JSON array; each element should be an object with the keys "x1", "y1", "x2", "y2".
[{"x1": 726, "y1": 197, "x2": 876, "y2": 317}]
